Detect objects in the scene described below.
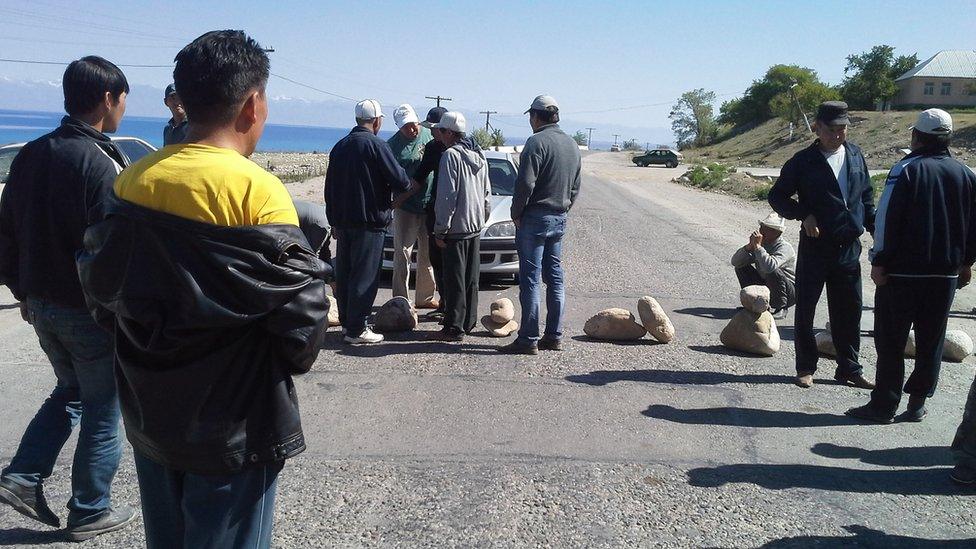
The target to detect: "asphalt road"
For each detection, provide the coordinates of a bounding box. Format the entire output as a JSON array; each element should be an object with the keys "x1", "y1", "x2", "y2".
[{"x1": 1, "y1": 152, "x2": 975, "y2": 547}]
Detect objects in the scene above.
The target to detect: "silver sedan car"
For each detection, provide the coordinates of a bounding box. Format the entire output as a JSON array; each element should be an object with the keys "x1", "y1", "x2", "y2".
[{"x1": 383, "y1": 150, "x2": 520, "y2": 278}]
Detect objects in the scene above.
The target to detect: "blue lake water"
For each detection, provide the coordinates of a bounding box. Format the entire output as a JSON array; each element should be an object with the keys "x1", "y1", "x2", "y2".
[{"x1": 0, "y1": 109, "x2": 392, "y2": 152}]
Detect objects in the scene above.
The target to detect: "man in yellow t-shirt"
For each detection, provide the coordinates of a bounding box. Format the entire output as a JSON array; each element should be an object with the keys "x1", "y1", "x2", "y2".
[{"x1": 80, "y1": 30, "x2": 325, "y2": 549}]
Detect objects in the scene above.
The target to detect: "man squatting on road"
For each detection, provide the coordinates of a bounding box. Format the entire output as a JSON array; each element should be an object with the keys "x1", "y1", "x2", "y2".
[{"x1": 731, "y1": 212, "x2": 797, "y2": 320}]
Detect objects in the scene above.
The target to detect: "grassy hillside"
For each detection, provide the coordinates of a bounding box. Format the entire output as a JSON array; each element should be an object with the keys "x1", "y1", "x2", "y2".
[{"x1": 684, "y1": 110, "x2": 976, "y2": 169}]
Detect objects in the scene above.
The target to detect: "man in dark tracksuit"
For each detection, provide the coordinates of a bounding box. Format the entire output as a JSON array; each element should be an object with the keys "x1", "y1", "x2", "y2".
[
  {"x1": 325, "y1": 99, "x2": 413, "y2": 344},
  {"x1": 768, "y1": 101, "x2": 876, "y2": 390},
  {"x1": 847, "y1": 109, "x2": 976, "y2": 424}
]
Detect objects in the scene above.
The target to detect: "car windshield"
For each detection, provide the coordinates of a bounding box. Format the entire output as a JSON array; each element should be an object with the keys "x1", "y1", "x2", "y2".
[
  {"x1": 487, "y1": 158, "x2": 515, "y2": 196},
  {"x1": 114, "y1": 139, "x2": 153, "y2": 165},
  {"x1": 0, "y1": 147, "x2": 20, "y2": 184}
]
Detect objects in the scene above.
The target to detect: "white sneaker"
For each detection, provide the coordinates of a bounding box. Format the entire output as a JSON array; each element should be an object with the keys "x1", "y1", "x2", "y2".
[{"x1": 344, "y1": 328, "x2": 384, "y2": 344}]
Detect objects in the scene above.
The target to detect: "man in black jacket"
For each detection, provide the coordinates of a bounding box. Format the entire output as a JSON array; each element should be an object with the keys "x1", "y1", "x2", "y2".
[
  {"x1": 0, "y1": 56, "x2": 136, "y2": 540},
  {"x1": 325, "y1": 99, "x2": 413, "y2": 345},
  {"x1": 769, "y1": 101, "x2": 876, "y2": 390},
  {"x1": 78, "y1": 31, "x2": 329, "y2": 548},
  {"x1": 847, "y1": 109, "x2": 976, "y2": 424}
]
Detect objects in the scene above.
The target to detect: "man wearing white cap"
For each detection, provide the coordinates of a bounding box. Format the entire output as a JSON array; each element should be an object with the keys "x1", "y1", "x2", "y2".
[
  {"x1": 428, "y1": 112, "x2": 491, "y2": 342},
  {"x1": 325, "y1": 99, "x2": 414, "y2": 344},
  {"x1": 847, "y1": 109, "x2": 976, "y2": 425},
  {"x1": 387, "y1": 104, "x2": 438, "y2": 309},
  {"x1": 730, "y1": 212, "x2": 796, "y2": 319}
]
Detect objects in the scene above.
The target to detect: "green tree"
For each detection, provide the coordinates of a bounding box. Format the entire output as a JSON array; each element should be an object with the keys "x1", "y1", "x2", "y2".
[
  {"x1": 471, "y1": 128, "x2": 491, "y2": 149},
  {"x1": 670, "y1": 88, "x2": 718, "y2": 148},
  {"x1": 840, "y1": 45, "x2": 918, "y2": 110},
  {"x1": 490, "y1": 128, "x2": 505, "y2": 147},
  {"x1": 571, "y1": 130, "x2": 588, "y2": 146},
  {"x1": 769, "y1": 81, "x2": 840, "y2": 126},
  {"x1": 718, "y1": 65, "x2": 831, "y2": 128},
  {"x1": 622, "y1": 139, "x2": 642, "y2": 151}
]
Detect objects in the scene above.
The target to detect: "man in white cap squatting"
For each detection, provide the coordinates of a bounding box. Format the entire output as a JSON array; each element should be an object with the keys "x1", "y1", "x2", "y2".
[
  {"x1": 847, "y1": 109, "x2": 976, "y2": 426},
  {"x1": 730, "y1": 212, "x2": 796, "y2": 319},
  {"x1": 387, "y1": 104, "x2": 438, "y2": 310},
  {"x1": 325, "y1": 99, "x2": 415, "y2": 344}
]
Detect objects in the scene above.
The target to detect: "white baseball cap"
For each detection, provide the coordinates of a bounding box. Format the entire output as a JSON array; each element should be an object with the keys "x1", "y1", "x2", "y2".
[
  {"x1": 759, "y1": 212, "x2": 786, "y2": 232},
  {"x1": 355, "y1": 99, "x2": 384, "y2": 120},
  {"x1": 911, "y1": 108, "x2": 953, "y2": 135},
  {"x1": 393, "y1": 104, "x2": 420, "y2": 128},
  {"x1": 433, "y1": 111, "x2": 466, "y2": 133}
]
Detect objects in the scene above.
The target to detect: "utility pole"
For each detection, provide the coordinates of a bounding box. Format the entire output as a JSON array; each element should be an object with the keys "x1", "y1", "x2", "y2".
[
  {"x1": 479, "y1": 110, "x2": 498, "y2": 131},
  {"x1": 612, "y1": 134, "x2": 620, "y2": 145},
  {"x1": 585, "y1": 127, "x2": 595, "y2": 148},
  {"x1": 425, "y1": 95, "x2": 453, "y2": 107},
  {"x1": 788, "y1": 82, "x2": 812, "y2": 133}
]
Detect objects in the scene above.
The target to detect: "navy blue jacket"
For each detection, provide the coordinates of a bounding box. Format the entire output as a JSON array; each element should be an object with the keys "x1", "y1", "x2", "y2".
[
  {"x1": 324, "y1": 126, "x2": 412, "y2": 230},
  {"x1": 0, "y1": 117, "x2": 126, "y2": 307},
  {"x1": 870, "y1": 147, "x2": 976, "y2": 277},
  {"x1": 769, "y1": 141, "x2": 876, "y2": 246}
]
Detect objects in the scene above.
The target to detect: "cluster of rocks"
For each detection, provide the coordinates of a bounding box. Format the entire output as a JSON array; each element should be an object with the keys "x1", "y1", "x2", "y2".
[
  {"x1": 326, "y1": 295, "x2": 340, "y2": 327},
  {"x1": 583, "y1": 297, "x2": 675, "y2": 343},
  {"x1": 817, "y1": 323, "x2": 974, "y2": 362},
  {"x1": 720, "y1": 285, "x2": 780, "y2": 357},
  {"x1": 250, "y1": 152, "x2": 329, "y2": 181},
  {"x1": 482, "y1": 298, "x2": 519, "y2": 337}
]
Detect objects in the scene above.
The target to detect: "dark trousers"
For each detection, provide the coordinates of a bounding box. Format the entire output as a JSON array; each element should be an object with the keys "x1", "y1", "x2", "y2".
[
  {"x1": 134, "y1": 452, "x2": 281, "y2": 549},
  {"x1": 870, "y1": 277, "x2": 957, "y2": 414},
  {"x1": 334, "y1": 228, "x2": 384, "y2": 337},
  {"x1": 794, "y1": 239, "x2": 863, "y2": 377},
  {"x1": 734, "y1": 265, "x2": 797, "y2": 310},
  {"x1": 442, "y1": 236, "x2": 480, "y2": 333},
  {"x1": 952, "y1": 374, "x2": 976, "y2": 474}
]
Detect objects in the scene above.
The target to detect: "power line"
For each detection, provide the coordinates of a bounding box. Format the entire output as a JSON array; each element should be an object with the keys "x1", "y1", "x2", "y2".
[
  {"x1": 269, "y1": 73, "x2": 358, "y2": 102},
  {"x1": 425, "y1": 95, "x2": 452, "y2": 107},
  {"x1": 0, "y1": 57, "x2": 171, "y2": 68}
]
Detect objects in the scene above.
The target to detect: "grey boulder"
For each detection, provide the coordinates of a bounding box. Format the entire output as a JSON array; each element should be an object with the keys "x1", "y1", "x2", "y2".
[
  {"x1": 583, "y1": 308, "x2": 647, "y2": 341},
  {"x1": 490, "y1": 298, "x2": 516, "y2": 324},
  {"x1": 373, "y1": 296, "x2": 418, "y2": 332},
  {"x1": 637, "y1": 296, "x2": 675, "y2": 343},
  {"x1": 944, "y1": 330, "x2": 974, "y2": 362},
  {"x1": 720, "y1": 310, "x2": 780, "y2": 357},
  {"x1": 327, "y1": 295, "x2": 340, "y2": 327},
  {"x1": 740, "y1": 285, "x2": 771, "y2": 314},
  {"x1": 481, "y1": 316, "x2": 519, "y2": 337}
]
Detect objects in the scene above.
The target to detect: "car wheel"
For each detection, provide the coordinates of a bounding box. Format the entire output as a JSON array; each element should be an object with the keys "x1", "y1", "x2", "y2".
[{"x1": 668, "y1": 161, "x2": 677, "y2": 168}]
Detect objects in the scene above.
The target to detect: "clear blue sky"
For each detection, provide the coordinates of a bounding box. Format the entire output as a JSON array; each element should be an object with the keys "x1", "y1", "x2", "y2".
[{"x1": 1, "y1": 0, "x2": 974, "y2": 142}]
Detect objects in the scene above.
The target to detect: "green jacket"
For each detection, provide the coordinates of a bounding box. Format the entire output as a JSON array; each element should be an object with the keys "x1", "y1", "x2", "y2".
[{"x1": 387, "y1": 127, "x2": 433, "y2": 214}]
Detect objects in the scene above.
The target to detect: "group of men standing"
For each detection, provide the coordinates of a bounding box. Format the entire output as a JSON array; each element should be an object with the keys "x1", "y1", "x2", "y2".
[
  {"x1": 734, "y1": 100, "x2": 976, "y2": 485},
  {"x1": 324, "y1": 95, "x2": 581, "y2": 350}
]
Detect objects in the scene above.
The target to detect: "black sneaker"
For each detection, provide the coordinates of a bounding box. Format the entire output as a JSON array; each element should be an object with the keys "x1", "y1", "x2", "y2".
[
  {"x1": 66, "y1": 505, "x2": 138, "y2": 542},
  {"x1": 895, "y1": 395, "x2": 928, "y2": 422},
  {"x1": 538, "y1": 338, "x2": 562, "y2": 351},
  {"x1": 497, "y1": 341, "x2": 539, "y2": 355},
  {"x1": 428, "y1": 328, "x2": 464, "y2": 342},
  {"x1": 0, "y1": 476, "x2": 60, "y2": 527},
  {"x1": 845, "y1": 404, "x2": 894, "y2": 424}
]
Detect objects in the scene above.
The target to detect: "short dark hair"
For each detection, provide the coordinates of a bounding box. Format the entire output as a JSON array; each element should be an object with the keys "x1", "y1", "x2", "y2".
[
  {"x1": 912, "y1": 128, "x2": 951, "y2": 150},
  {"x1": 62, "y1": 56, "x2": 129, "y2": 116},
  {"x1": 531, "y1": 108, "x2": 559, "y2": 124},
  {"x1": 174, "y1": 30, "x2": 270, "y2": 126}
]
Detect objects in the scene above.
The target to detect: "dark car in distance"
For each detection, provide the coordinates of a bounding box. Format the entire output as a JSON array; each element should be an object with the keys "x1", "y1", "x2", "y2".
[{"x1": 632, "y1": 149, "x2": 682, "y2": 169}]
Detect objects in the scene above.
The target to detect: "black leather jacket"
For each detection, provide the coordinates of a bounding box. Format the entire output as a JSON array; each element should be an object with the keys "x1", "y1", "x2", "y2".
[{"x1": 77, "y1": 198, "x2": 330, "y2": 475}]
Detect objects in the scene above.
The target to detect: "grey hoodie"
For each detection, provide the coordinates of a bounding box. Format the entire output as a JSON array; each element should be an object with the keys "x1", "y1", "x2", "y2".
[{"x1": 434, "y1": 142, "x2": 492, "y2": 239}]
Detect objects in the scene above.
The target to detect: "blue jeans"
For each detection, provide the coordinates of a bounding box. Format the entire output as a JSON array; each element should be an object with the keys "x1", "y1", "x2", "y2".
[
  {"x1": 515, "y1": 208, "x2": 567, "y2": 345},
  {"x1": 334, "y1": 228, "x2": 385, "y2": 337},
  {"x1": 134, "y1": 453, "x2": 281, "y2": 549},
  {"x1": 1, "y1": 298, "x2": 121, "y2": 526}
]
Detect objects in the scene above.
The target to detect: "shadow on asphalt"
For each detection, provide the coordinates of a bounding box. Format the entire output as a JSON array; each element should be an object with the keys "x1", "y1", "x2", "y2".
[
  {"x1": 810, "y1": 443, "x2": 953, "y2": 468},
  {"x1": 686, "y1": 463, "x2": 966, "y2": 496},
  {"x1": 673, "y1": 307, "x2": 737, "y2": 320},
  {"x1": 758, "y1": 525, "x2": 975, "y2": 548},
  {"x1": 570, "y1": 336, "x2": 666, "y2": 346},
  {"x1": 641, "y1": 405, "x2": 856, "y2": 428},
  {"x1": 0, "y1": 527, "x2": 64, "y2": 545},
  {"x1": 687, "y1": 344, "x2": 764, "y2": 358},
  {"x1": 565, "y1": 369, "x2": 795, "y2": 386}
]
